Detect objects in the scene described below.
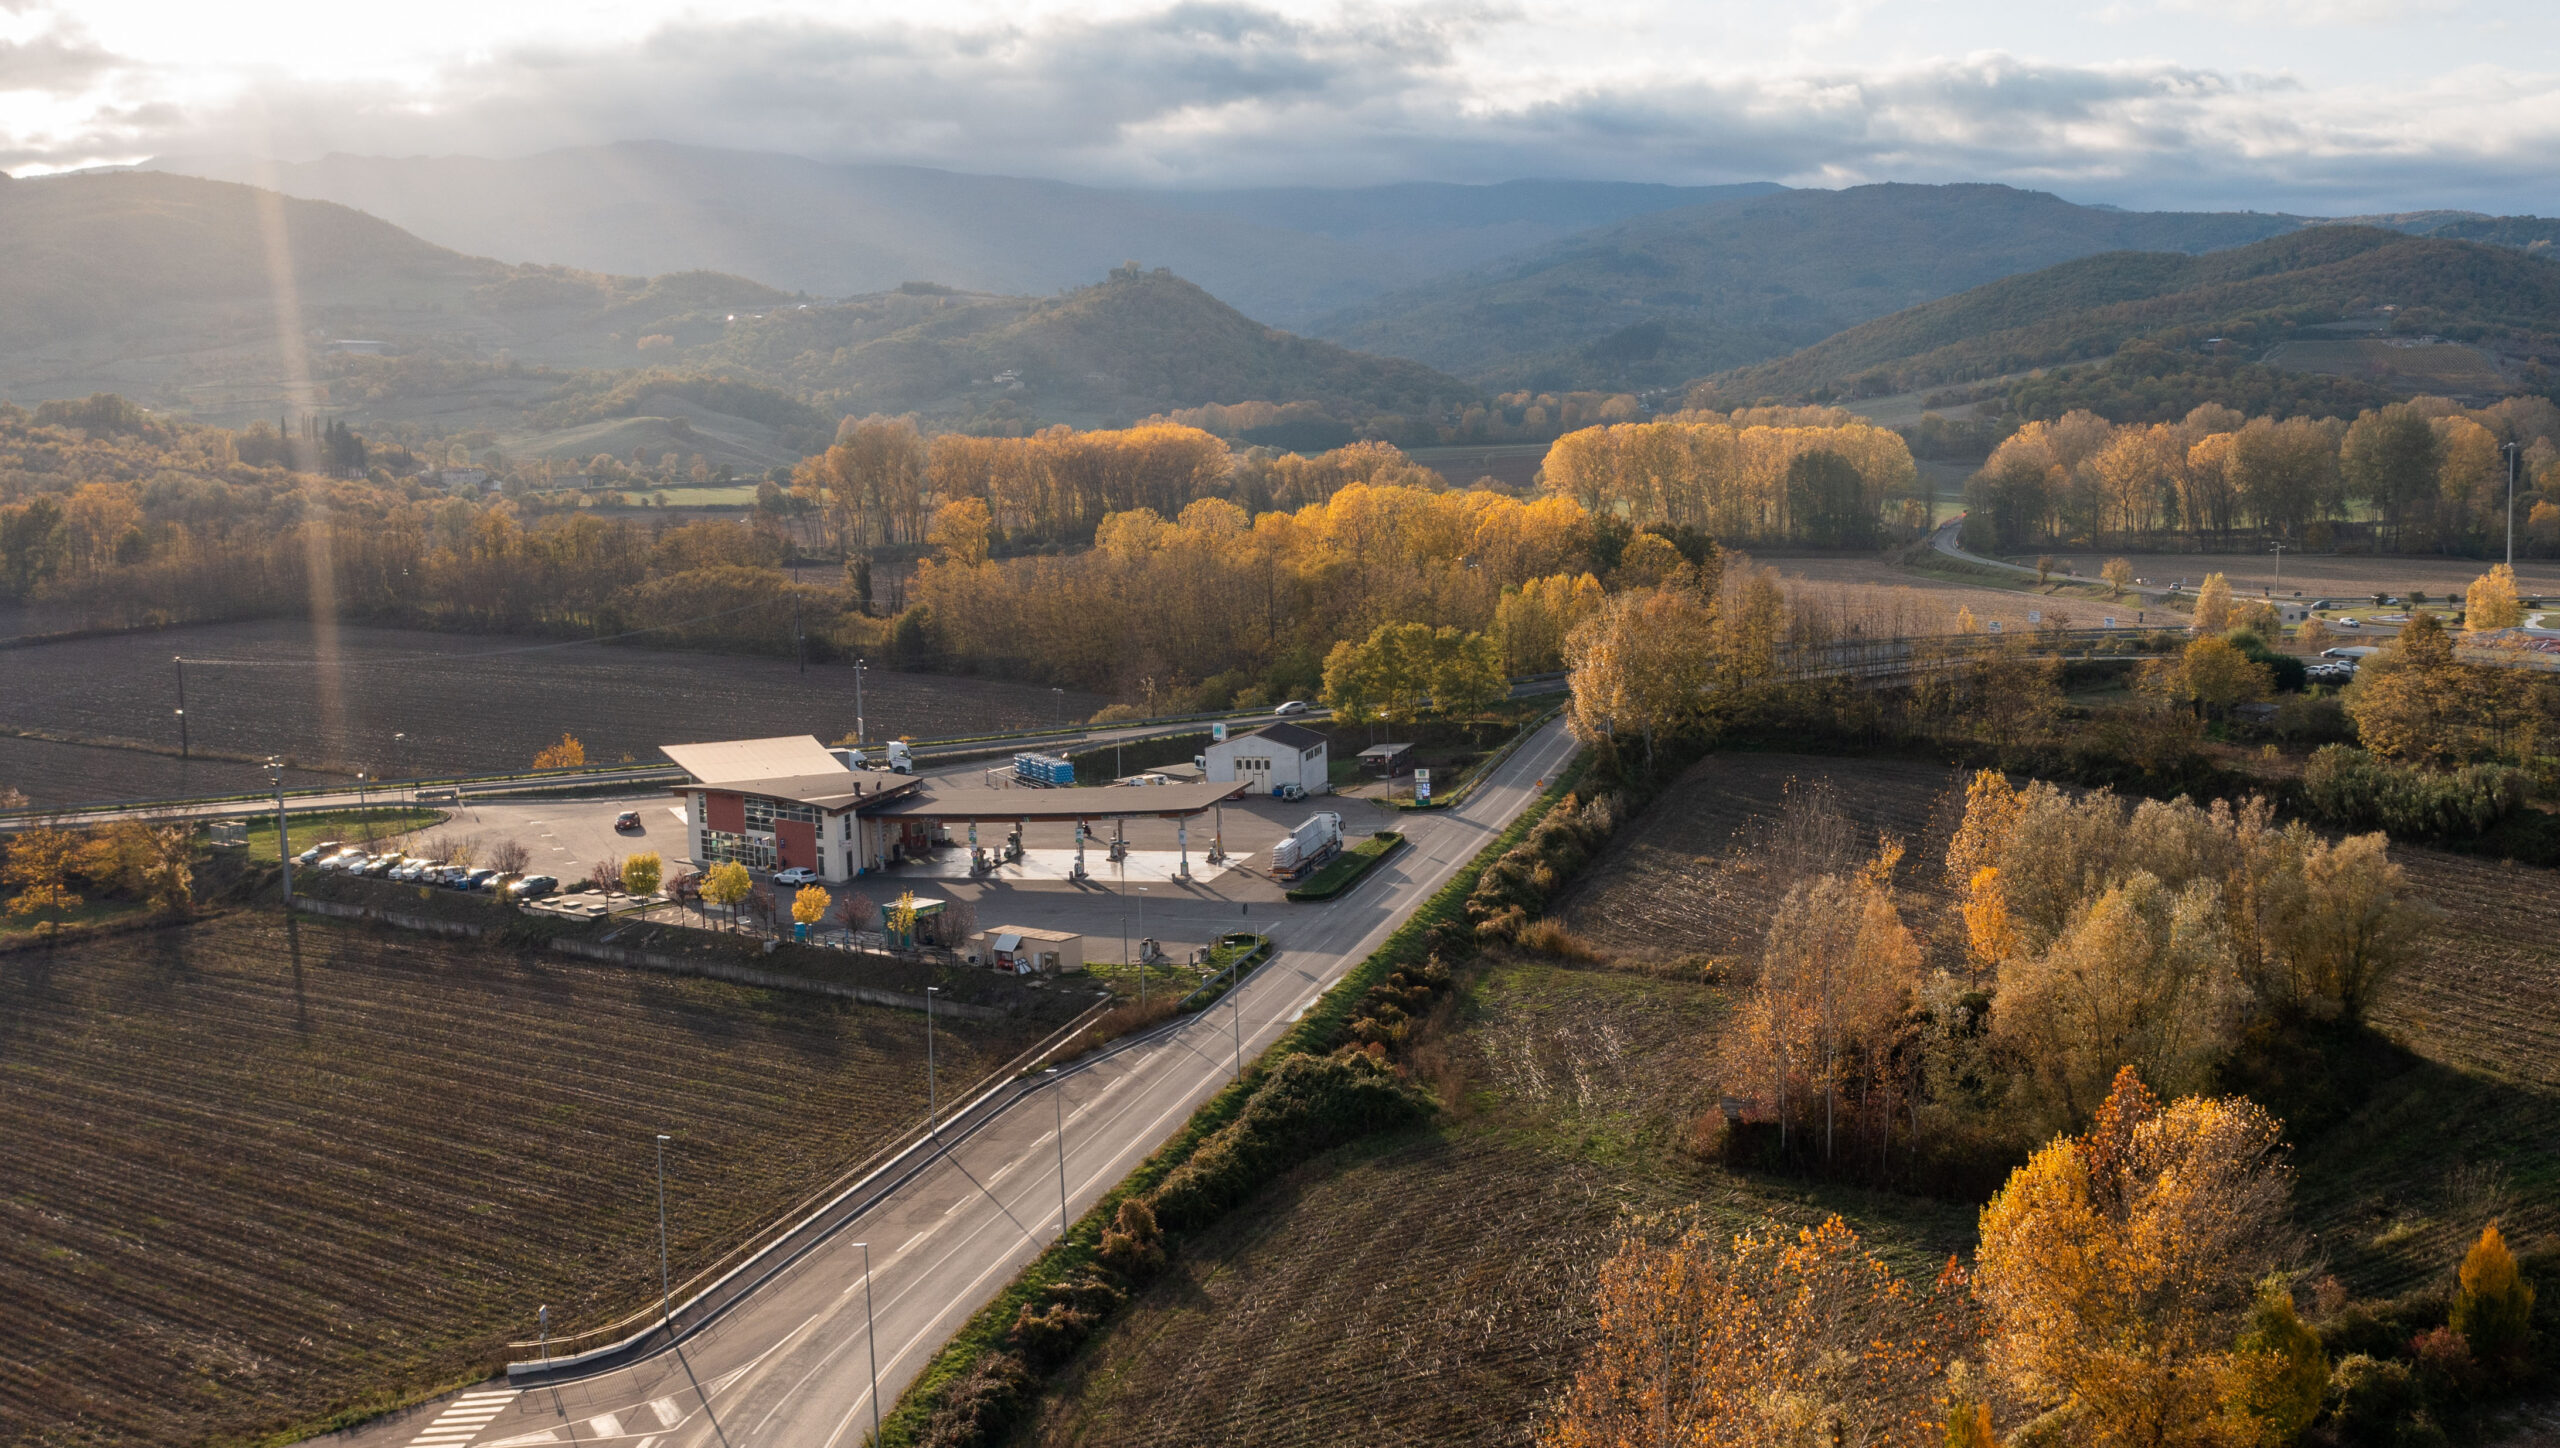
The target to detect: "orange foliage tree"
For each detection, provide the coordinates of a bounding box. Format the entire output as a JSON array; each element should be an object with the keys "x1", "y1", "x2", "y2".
[
  {"x1": 1973, "y1": 1069, "x2": 2301, "y2": 1447},
  {"x1": 1541, "y1": 1215, "x2": 1974, "y2": 1448}
]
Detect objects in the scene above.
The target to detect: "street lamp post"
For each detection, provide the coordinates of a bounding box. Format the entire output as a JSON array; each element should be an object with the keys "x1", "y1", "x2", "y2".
[
  {"x1": 173, "y1": 656, "x2": 188, "y2": 761},
  {"x1": 1048, "y1": 1067, "x2": 1069, "y2": 1235},
  {"x1": 855, "y1": 658, "x2": 867, "y2": 747},
  {"x1": 1136, "y1": 885, "x2": 1148, "y2": 1009},
  {"x1": 925, "y1": 986, "x2": 939, "y2": 1133},
  {"x1": 1230, "y1": 949, "x2": 1243, "y2": 1083},
  {"x1": 269, "y1": 757, "x2": 292, "y2": 900},
  {"x1": 654, "y1": 1133, "x2": 673, "y2": 1337},
  {"x1": 856, "y1": 1241, "x2": 880, "y2": 1441},
  {"x1": 393, "y1": 732, "x2": 407, "y2": 802},
  {"x1": 2506, "y1": 441, "x2": 2523, "y2": 569}
]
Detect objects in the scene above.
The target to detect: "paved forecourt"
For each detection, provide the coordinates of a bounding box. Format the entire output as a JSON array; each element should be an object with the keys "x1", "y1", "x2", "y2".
[{"x1": 322, "y1": 718, "x2": 1581, "y2": 1448}]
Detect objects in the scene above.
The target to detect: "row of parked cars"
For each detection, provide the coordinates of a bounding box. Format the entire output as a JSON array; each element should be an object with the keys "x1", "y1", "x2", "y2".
[{"x1": 292, "y1": 841, "x2": 560, "y2": 900}]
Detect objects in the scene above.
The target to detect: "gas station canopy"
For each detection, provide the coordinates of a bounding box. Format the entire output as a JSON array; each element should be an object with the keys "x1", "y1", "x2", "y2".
[{"x1": 869, "y1": 779, "x2": 1245, "y2": 821}]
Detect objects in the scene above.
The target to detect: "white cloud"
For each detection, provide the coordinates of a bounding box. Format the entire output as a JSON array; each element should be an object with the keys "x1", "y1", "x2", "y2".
[{"x1": 0, "y1": 0, "x2": 2555, "y2": 213}]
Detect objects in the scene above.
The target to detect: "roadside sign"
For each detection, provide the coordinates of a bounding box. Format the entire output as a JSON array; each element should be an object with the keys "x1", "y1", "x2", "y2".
[
  {"x1": 1987, "y1": 620, "x2": 2003, "y2": 633},
  {"x1": 2027, "y1": 610, "x2": 2041, "y2": 624},
  {"x1": 1414, "y1": 769, "x2": 1431, "y2": 801},
  {"x1": 1212, "y1": 721, "x2": 1227, "y2": 742},
  {"x1": 2104, "y1": 617, "x2": 2118, "y2": 628}
]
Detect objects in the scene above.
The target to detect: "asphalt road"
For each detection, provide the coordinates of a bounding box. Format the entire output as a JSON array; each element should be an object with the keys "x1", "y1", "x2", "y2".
[{"x1": 323, "y1": 717, "x2": 1583, "y2": 1448}]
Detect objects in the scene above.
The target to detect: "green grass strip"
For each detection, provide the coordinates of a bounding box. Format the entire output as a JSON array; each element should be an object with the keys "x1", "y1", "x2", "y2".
[
  {"x1": 1282, "y1": 831, "x2": 1404, "y2": 902},
  {"x1": 874, "y1": 748, "x2": 1592, "y2": 1446}
]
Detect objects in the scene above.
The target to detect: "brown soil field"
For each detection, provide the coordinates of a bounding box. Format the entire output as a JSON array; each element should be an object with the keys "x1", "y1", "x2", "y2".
[
  {"x1": 0, "y1": 619, "x2": 1107, "y2": 807},
  {"x1": 0, "y1": 911, "x2": 1055, "y2": 1448},
  {"x1": 1761, "y1": 554, "x2": 2097, "y2": 634},
  {"x1": 2023, "y1": 551, "x2": 2560, "y2": 604},
  {"x1": 1024, "y1": 751, "x2": 2560, "y2": 1443},
  {"x1": 1023, "y1": 954, "x2": 1970, "y2": 1448}
]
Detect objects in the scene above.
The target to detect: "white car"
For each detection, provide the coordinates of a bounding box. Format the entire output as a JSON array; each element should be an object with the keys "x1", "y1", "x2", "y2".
[
  {"x1": 1273, "y1": 700, "x2": 1310, "y2": 716},
  {"x1": 774, "y1": 867, "x2": 821, "y2": 887}
]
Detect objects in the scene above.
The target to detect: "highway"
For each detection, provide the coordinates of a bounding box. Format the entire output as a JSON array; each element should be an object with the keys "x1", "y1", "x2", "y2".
[{"x1": 324, "y1": 716, "x2": 1583, "y2": 1448}]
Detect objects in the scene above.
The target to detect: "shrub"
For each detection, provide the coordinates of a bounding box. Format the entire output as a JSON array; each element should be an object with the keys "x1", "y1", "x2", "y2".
[
  {"x1": 2450, "y1": 1222, "x2": 2536, "y2": 1379},
  {"x1": 2300, "y1": 746, "x2": 2523, "y2": 839},
  {"x1": 917, "y1": 1351, "x2": 1034, "y2": 1448},
  {"x1": 2407, "y1": 1325, "x2": 2479, "y2": 1399},
  {"x1": 1094, "y1": 1197, "x2": 1165, "y2": 1281},
  {"x1": 2324, "y1": 1355, "x2": 2439, "y2": 1448},
  {"x1": 1148, "y1": 1052, "x2": 1428, "y2": 1232},
  {"x1": 2225, "y1": 1284, "x2": 2328, "y2": 1444}
]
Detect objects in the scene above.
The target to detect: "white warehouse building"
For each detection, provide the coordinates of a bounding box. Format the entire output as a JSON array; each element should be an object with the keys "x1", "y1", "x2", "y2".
[{"x1": 1201, "y1": 722, "x2": 1330, "y2": 796}]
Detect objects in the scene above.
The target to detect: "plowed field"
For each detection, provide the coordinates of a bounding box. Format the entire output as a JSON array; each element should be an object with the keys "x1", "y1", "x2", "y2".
[
  {"x1": 1, "y1": 619, "x2": 1107, "y2": 807},
  {"x1": 0, "y1": 912, "x2": 1053, "y2": 1448},
  {"x1": 1028, "y1": 752, "x2": 2560, "y2": 1442}
]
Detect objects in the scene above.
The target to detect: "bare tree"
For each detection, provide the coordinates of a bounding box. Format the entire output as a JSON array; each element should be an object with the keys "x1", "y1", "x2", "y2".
[
  {"x1": 586, "y1": 856, "x2": 624, "y2": 893},
  {"x1": 488, "y1": 839, "x2": 531, "y2": 874}
]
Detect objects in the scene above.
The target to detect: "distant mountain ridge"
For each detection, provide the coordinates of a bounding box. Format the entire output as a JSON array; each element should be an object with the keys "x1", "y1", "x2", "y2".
[
  {"x1": 1696, "y1": 226, "x2": 2560, "y2": 403},
  {"x1": 0, "y1": 169, "x2": 1476, "y2": 448},
  {"x1": 143, "y1": 145, "x2": 1777, "y2": 329},
  {"x1": 1306, "y1": 183, "x2": 2318, "y2": 391}
]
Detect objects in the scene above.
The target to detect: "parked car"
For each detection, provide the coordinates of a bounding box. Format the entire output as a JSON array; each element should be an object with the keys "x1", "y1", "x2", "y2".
[
  {"x1": 361, "y1": 855, "x2": 406, "y2": 877},
  {"x1": 388, "y1": 860, "x2": 424, "y2": 882},
  {"x1": 461, "y1": 868, "x2": 499, "y2": 891},
  {"x1": 774, "y1": 866, "x2": 821, "y2": 887},
  {"x1": 507, "y1": 874, "x2": 559, "y2": 901},
  {"x1": 295, "y1": 840, "x2": 344, "y2": 866},
  {"x1": 320, "y1": 850, "x2": 369, "y2": 872},
  {"x1": 614, "y1": 810, "x2": 643, "y2": 832},
  {"x1": 2334, "y1": 617, "x2": 2361, "y2": 629},
  {"x1": 1274, "y1": 699, "x2": 1310, "y2": 716},
  {"x1": 1276, "y1": 782, "x2": 1307, "y2": 802}
]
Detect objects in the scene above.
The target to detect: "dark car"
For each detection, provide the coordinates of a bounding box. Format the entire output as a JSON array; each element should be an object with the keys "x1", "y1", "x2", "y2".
[
  {"x1": 507, "y1": 874, "x2": 559, "y2": 901},
  {"x1": 615, "y1": 810, "x2": 643, "y2": 832}
]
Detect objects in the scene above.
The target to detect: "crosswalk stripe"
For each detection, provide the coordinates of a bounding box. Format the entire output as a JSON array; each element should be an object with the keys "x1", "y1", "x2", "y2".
[
  {"x1": 648, "y1": 1397, "x2": 684, "y2": 1428},
  {"x1": 589, "y1": 1412, "x2": 624, "y2": 1437}
]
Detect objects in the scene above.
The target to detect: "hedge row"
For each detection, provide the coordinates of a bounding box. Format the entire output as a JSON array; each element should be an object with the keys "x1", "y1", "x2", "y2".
[
  {"x1": 2299, "y1": 745, "x2": 2526, "y2": 839},
  {"x1": 1283, "y1": 831, "x2": 1404, "y2": 901},
  {"x1": 877, "y1": 749, "x2": 1592, "y2": 1448}
]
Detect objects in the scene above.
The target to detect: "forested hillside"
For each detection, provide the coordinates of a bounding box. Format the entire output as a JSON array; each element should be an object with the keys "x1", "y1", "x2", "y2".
[
  {"x1": 1310, "y1": 184, "x2": 2305, "y2": 391},
  {"x1": 702, "y1": 266, "x2": 1478, "y2": 432},
  {"x1": 1705, "y1": 227, "x2": 2560, "y2": 404},
  {"x1": 0, "y1": 170, "x2": 789, "y2": 397},
  {"x1": 149, "y1": 145, "x2": 1774, "y2": 329}
]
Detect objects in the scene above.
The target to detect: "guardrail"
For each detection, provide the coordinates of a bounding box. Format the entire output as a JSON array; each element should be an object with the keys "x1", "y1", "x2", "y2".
[{"x1": 500, "y1": 940, "x2": 1277, "y2": 1384}]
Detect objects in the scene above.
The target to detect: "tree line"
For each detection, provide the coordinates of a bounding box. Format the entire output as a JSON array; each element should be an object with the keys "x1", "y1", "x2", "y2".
[
  {"x1": 1966, "y1": 396, "x2": 2560, "y2": 552},
  {"x1": 1540, "y1": 407, "x2": 1924, "y2": 546}
]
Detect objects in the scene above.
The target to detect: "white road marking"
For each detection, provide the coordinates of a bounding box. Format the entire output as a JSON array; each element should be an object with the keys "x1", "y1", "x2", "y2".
[
  {"x1": 648, "y1": 1397, "x2": 683, "y2": 1428},
  {"x1": 402, "y1": 1390, "x2": 517, "y2": 1447},
  {"x1": 900, "y1": 1229, "x2": 929, "y2": 1252},
  {"x1": 587, "y1": 1412, "x2": 623, "y2": 1437}
]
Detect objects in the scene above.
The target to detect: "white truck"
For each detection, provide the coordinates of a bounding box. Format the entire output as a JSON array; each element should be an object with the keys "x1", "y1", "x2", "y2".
[
  {"x1": 1269, "y1": 811, "x2": 1345, "y2": 878},
  {"x1": 831, "y1": 740, "x2": 913, "y2": 774}
]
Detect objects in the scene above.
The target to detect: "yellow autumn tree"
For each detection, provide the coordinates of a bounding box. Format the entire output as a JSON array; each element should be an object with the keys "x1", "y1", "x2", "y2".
[
  {"x1": 1961, "y1": 866, "x2": 2019, "y2": 984},
  {"x1": 532, "y1": 732, "x2": 587, "y2": 769},
  {"x1": 791, "y1": 884, "x2": 831, "y2": 925},
  {"x1": 2466, "y1": 563, "x2": 2525, "y2": 632},
  {"x1": 1541, "y1": 1215, "x2": 1968, "y2": 1448},
  {"x1": 620, "y1": 851, "x2": 663, "y2": 896},
  {"x1": 1, "y1": 825, "x2": 83, "y2": 919},
  {"x1": 2102, "y1": 558, "x2": 2134, "y2": 596},
  {"x1": 2192, "y1": 573, "x2": 2233, "y2": 634},
  {"x1": 1974, "y1": 1070, "x2": 2300, "y2": 1448},
  {"x1": 700, "y1": 860, "x2": 752, "y2": 927},
  {"x1": 927, "y1": 496, "x2": 995, "y2": 567}
]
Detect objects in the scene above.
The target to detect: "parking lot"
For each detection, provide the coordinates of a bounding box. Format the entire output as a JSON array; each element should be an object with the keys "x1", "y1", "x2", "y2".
[{"x1": 363, "y1": 779, "x2": 1389, "y2": 958}]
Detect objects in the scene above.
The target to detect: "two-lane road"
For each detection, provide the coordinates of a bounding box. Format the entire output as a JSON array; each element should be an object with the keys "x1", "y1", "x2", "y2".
[{"x1": 329, "y1": 718, "x2": 1582, "y2": 1448}]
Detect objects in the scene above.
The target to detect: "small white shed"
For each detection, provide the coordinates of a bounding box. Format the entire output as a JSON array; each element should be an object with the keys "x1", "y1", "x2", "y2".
[{"x1": 1202, "y1": 722, "x2": 1330, "y2": 796}]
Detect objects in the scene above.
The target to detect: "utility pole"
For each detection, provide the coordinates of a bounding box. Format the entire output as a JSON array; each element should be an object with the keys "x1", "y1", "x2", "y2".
[
  {"x1": 655, "y1": 1134, "x2": 673, "y2": 1337},
  {"x1": 269, "y1": 757, "x2": 292, "y2": 901},
  {"x1": 173, "y1": 656, "x2": 188, "y2": 761},
  {"x1": 2268, "y1": 541, "x2": 2284, "y2": 599},
  {"x1": 2506, "y1": 441, "x2": 2522, "y2": 569}
]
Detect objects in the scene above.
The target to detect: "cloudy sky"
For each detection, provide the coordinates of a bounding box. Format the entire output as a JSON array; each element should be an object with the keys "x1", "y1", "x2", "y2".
[{"x1": 3, "y1": 0, "x2": 2554, "y2": 214}]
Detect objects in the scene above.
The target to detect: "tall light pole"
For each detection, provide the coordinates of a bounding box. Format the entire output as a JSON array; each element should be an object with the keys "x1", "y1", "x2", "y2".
[
  {"x1": 1230, "y1": 949, "x2": 1243, "y2": 1083},
  {"x1": 173, "y1": 656, "x2": 188, "y2": 761},
  {"x1": 393, "y1": 732, "x2": 408, "y2": 801},
  {"x1": 1047, "y1": 1067, "x2": 1069, "y2": 1235},
  {"x1": 854, "y1": 658, "x2": 867, "y2": 747},
  {"x1": 269, "y1": 757, "x2": 292, "y2": 900},
  {"x1": 1136, "y1": 885, "x2": 1148, "y2": 1009},
  {"x1": 2505, "y1": 441, "x2": 2523, "y2": 569},
  {"x1": 925, "y1": 986, "x2": 939, "y2": 1134},
  {"x1": 655, "y1": 1133, "x2": 673, "y2": 1338},
  {"x1": 856, "y1": 1241, "x2": 880, "y2": 1441},
  {"x1": 2268, "y1": 541, "x2": 2284, "y2": 599}
]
